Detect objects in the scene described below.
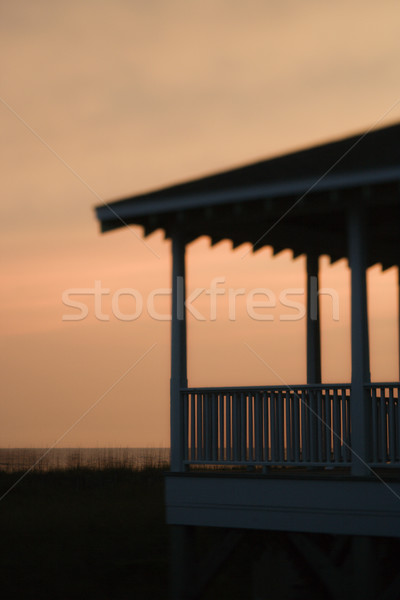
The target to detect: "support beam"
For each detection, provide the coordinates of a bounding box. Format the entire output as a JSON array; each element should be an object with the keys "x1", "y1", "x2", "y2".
[
  {"x1": 306, "y1": 254, "x2": 322, "y2": 384},
  {"x1": 170, "y1": 525, "x2": 197, "y2": 599},
  {"x1": 347, "y1": 205, "x2": 371, "y2": 476},
  {"x1": 351, "y1": 536, "x2": 377, "y2": 600},
  {"x1": 196, "y1": 530, "x2": 244, "y2": 597},
  {"x1": 288, "y1": 533, "x2": 347, "y2": 599},
  {"x1": 170, "y1": 233, "x2": 188, "y2": 473}
]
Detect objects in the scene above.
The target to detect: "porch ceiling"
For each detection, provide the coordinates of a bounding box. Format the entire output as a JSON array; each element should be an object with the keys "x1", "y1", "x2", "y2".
[{"x1": 95, "y1": 123, "x2": 400, "y2": 269}]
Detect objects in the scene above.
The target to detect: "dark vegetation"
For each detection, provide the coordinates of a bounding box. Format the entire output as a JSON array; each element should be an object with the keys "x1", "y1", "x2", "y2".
[
  {"x1": 0, "y1": 465, "x2": 293, "y2": 600},
  {"x1": 0, "y1": 467, "x2": 168, "y2": 599},
  {"x1": 0, "y1": 466, "x2": 259, "y2": 599}
]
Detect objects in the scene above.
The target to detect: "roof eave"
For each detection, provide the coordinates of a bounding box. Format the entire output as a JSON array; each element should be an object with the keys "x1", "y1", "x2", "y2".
[{"x1": 95, "y1": 165, "x2": 400, "y2": 232}]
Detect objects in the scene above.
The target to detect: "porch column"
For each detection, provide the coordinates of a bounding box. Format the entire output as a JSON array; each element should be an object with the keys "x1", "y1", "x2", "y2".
[
  {"x1": 347, "y1": 204, "x2": 371, "y2": 476},
  {"x1": 170, "y1": 232, "x2": 188, "y2": 472},
  {"x1": 306, "y1": 253, "x2": 322, "y2": 384}
]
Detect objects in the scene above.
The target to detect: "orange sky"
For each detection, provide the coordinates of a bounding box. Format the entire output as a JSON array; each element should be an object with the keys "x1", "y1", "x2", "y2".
[{"x1": 1, "y1": 1, "x2": 399, "y2": 447}]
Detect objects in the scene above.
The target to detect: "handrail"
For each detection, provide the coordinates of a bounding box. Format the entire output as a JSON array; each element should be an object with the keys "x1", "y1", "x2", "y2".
[
  {"x1": 181, "y1": 383, "x2": 400, "y2": 393},
  {"x1": 181, "y1": 383, "x2": 352, "y2": 393},
  {"x1": 365, "y1": 382, "x2": 400, "y2": 388}
]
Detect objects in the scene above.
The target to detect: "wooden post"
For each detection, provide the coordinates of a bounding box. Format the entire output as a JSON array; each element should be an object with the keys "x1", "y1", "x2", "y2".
[
  {"x1": 170, "y1": 525, "x2": 197, "y2": 599},
  {"x1": 347, "y1": 204, "x2": 371, "y2": 476},
  {"x1": 306, "y1": 254, "x2": 322, "y2": 462},
  {"x1": 306, "y1": 253, "x2": 322, "y2": 385},
  {"x1": 170, "y1": 232, "x2": 188, "y2": 473}
]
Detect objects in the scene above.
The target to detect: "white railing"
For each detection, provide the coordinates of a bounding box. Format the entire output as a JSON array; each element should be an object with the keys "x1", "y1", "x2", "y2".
[
  {"x1": 181, "y1": 385, "x2": 352, "y2": 468},
  {"x1": 368, "y1": 383, "x2": 400, "y2": 466}
]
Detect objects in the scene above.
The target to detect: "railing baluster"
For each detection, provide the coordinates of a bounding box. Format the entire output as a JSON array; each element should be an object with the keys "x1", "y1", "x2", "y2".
[
  {"x1": 346, "y1": 388, "x2": 352, "y2": 462},
  {"x1": 324, "y1": 389, "x2": 331, "y2": 463},
  {"x1": 307, "y1": 388, "x2": 313, "y2": 462},
  {"x1": 301, "y1": 388, "x2": 307, "y2": 462},
  {"x1": 255, "y1": 392, "x2": 261, "y2": 462},
  {"x1": 309, "y1": 388, "x2": 317, "y2": 463},
  {"x1": 315, "y1": 389, "x2": 325, "y2": 463},
  {"x1": 388, "y1": 386, "x2": 395, "y2": 463},
  {"x1": 203, "y1": 393, "x2": 209, "y2": 461},
  {"x1": 263, "y1": 392, "x2": 269, "y2": 462},
  {"x1": 371, "y1": 386, "x2": 378, "y2": 464},
  {"x1": 379, "y1": 387, "x2": 386, "y2": 462},
  {"x1": 270, "y1": 391, "x2": 276, "y2": 462},
  {"x1": 333, "y1": 389, "x2": 340, "y2": 462},
  {"x1": 241, "y1": 392, "x2": 246, "y2": 462},
  {"x1": 278, "y1": 390, "x2": 284, "y2": 462},
  {"x1": 212, "y1": 392, "x2": 218, "y2": 461},
  {"x1": 209, "y1": 393, "x2": 213, "y2": 460},
  {"x1": 248, "y1": 393, "x2": 254, "y2": 462},
  {"x1": 320, "y1": 389, "x2": 326, "y2": 463},
  {"x1": 285, "y1": 391, "x2": 291, "y2": 462},
  {"x1": 197, "y1": 393, "x2": 202, "y2": 461},
  {"x1": 340, "y1": 388, "x2": 347, "y2": 463},
  {"x1": 293, "y1": 389, "x2": 300, "y2": 463},
  {"x1": 183, "y1": 392, "x2": 188, "y2": 462},
  {"x1": 232, "y1": 392, "x2": 238, "y2": 462},
  {"x1": 190, "y1": 393, "x2": 195, "y2": 461},
  {"x1": 226, "y1": 394, "x2": 232, "y2": 460},
  {"x1": 345, "y1": 388, "x2": 350, "y2": 462},
  {"x1": 219, "y1": 393, "x2": 224, "y2": 461}
]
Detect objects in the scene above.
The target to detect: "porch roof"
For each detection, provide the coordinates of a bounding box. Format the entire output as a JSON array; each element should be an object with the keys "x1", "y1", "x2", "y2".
[{"x1": 95, "y1": 123, "x2": 400, "y2": 269}]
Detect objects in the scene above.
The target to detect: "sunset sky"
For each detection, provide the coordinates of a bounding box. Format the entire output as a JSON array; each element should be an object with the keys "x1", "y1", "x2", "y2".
[{"x1": 1, "y1": 0, "x2": 400, "y2": 448}]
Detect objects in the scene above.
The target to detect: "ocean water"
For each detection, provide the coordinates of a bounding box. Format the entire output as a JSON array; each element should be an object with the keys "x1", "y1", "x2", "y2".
[{"x1": 0, "y1": 447, "x2": 170, "y2": 473}]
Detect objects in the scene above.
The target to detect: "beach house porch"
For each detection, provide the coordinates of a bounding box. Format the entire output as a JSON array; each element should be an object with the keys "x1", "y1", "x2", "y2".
[{"x1": 96, "y1": 123, "x2": 400, "y2": 597}]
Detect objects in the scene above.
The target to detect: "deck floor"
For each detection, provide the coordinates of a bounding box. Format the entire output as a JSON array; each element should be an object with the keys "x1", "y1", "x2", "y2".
[{"x1": 184, "y1": 464, "x2": 400, "y2": 481}]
